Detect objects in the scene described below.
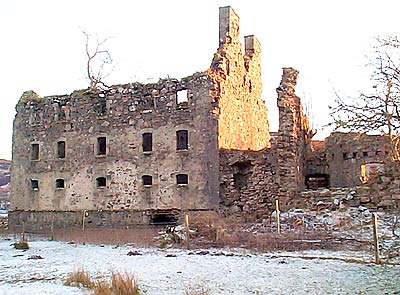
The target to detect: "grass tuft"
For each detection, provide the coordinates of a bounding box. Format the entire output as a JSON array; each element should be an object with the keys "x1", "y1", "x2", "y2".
[
  {"x1": 64, "y1": 268, "x2": 94, "y2": 288},
  {"x1": 64, "y1": 268, "x2": 141, "y2": 295}
]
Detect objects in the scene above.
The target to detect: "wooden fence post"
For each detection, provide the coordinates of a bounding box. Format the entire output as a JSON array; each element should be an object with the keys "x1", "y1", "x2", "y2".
[
  {"x1": 372, "y1": 213, "x2": 381, "y2": 264},
  {"x1": 185, "y1": 213, "x2": 190, "y2": 250},
  {"x1": 276, "y1": 199, "x2": 281, "y2": 235}
]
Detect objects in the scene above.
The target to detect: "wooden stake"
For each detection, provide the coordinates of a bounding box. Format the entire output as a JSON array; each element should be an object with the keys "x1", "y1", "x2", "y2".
[
  {"x1": 276, "y1": 199, "x2": 281, "y2": 234},
  {"x1": 185, "y1": 213, "x2": 190, "y2": 250},
  {"x1": 50, "y1": 219, "x2": 54, "y2": 241},
  {"x1": 372, "y1": 213, "x2": 381, "y2": 264},
  {"x1": 82, "y1": 210, "x2": 87, "y2": 231}
]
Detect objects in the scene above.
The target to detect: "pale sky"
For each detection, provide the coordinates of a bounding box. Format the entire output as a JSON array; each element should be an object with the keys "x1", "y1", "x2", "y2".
[{"x1": 1, "y1": 0, "x2": 399, "y2": 160}]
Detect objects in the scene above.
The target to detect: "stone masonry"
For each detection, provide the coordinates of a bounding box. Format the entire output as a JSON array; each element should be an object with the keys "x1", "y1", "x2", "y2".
[{"x1": 10, "y1": 6, "x2": 398, "y2": 229}]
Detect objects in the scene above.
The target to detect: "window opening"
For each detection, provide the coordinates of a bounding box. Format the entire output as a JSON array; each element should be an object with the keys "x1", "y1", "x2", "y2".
[
  {"x1": 342, "y1": 152, "x2": 348, "y2": 160},
  {"x1": 56, "y1": 179, "x2": 65, "y2": 189},
  {"x1": 57, "y1": 141, "x2": 66, "y2": 158},
  {"x1": 31, "y1": 179, "x2": 39, "y2": 190},
  {"x1": 142, "y1": 175, "x2": 152, "y2": 186},
  {"x1": 142, "y1": 133, "x2": 153, "y2": 152},
  {"x1": 176, "y1": 130, "x2": 188, "y2": 150},
  {"x1": 176, "y1": 89, "x2": 188, "y2": 104},
  {"x1": 96, "y1": 177, "x2": 106, "y2": 188},
  {"x1": 176, "y1": 174, "x2": 188, "y2": 185},
  {"x1": 97, "y1": 137, "x2": 106, "y2": 155},
  {"x1": 31, "y1": 143, "x2": 39, "y2": 160},
  {"x1": 363, "y1": 151, "x2": 368, "y2": 157}
]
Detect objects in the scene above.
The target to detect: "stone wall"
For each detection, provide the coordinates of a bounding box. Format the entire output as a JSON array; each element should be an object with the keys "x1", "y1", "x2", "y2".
[
  {"x1": 219, "y1": 149, "x2": 278, "y2": 220},
  {"x1": 11, "y1": 73, "x2": 220, "y2": 213},
  {"x1": 209, "y1": 6, "x2": 270, "y2": 151},
  {"x1": 275, "y1": 68, "x2": 313, "y2": 198},
  {"x1": 325, "y1": 132, "x2": 391, "y2": 187}
]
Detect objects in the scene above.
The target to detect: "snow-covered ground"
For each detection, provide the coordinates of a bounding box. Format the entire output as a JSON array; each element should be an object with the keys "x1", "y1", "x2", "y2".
[{"x1": 1, "y1": 237, "x2": 399, "y2": 295}]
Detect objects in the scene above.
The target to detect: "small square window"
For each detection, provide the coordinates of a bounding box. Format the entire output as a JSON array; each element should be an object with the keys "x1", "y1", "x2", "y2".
[
  {"x1": 142, "y1": 175, "x2": 152, "y2": 186},
  {"x1": 96, "y1": 177, "x2": 106, "y2": 188},
  {"x1": 363, "y1": 151, "x2": 368, "y2": 157},
  {"x1": 57, "y1": 141, "x2": 66, "y2": 159},
  {"x1": 342, "y1": 152, "x2": 348, "y2": 160},
  {"x1": 97, "y1": 137, "x2": 107, "y2": 155},
  {"x1": 142, "y1": 133, "x2": 153, "y2": 152},
  {"x1": 176, "y1": 130, "x2": 188, "y2": 150},
  {"x1": 31, "y1": 143, "x2": 39, "y2": 160},
  {"x1": 56, "y1": 179, "x2": 65, "y2": 189},
  {"x1": 177, "y1": 89, "x2": 188, "y2": 104},
  {"x1": 176, "y1": 174, "x2": 188, "y2": 185},
  {"x1": 31, "y1": 179, "x2": 39, "y2": 190}
]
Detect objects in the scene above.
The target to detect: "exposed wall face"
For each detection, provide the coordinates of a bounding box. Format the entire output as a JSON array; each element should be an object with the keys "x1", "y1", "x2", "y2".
[
  {"x1": 11, "y1": 74, "x2": 220, "y2": 212},
  {"x1": 325, "y1": 132, "x2": 391, "y2": 187},
  {"x1": 219, "y1": 149, "x2": 278, "y2": 220},
  {"x1": 209, "y1": 6, "x2": 270, "y2": 151},
  {"x1": 276, "y1": 68, "x2": 313, "y2": 198}
]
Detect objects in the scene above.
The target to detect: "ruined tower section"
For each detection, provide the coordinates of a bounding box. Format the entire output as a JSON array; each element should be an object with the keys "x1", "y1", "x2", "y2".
[
  {"x1": 209, "y1": 6, "x2": 270, "y2": 151},
  {"x1": 276, "y1": 68, "x2": 313, "y2": 203},
  {"x1": 10, "y1": 73, "x2": 220, "y2": 227}
]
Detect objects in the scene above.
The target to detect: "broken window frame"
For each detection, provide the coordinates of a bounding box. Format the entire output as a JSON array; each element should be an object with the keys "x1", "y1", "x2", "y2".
[
  {"x1": 57, "y1": 140, "x2": 66, "y2": 159},
  {"x1": 31, "y1": 179, "x2": 39, "y2": 190},
  {"x1": 97, "y1": 137, "x2": 107, "y2": 156},
  {"x1": 176, "y1": 173, "x2": 188, "y2": 186},
  {"x1": 176, "y1": 130, "x2": 189, "y2": 151},
  {"x1": 142, "y1": 133, "x2": 153, "y2": 153},
  {"x1": 31, "y1": 143, "x2": 40, "y2": 161},
  {"x1": 56, "y1": 178, "x2": 65, "y2": 189},
  {"x1": 142, "y1": 175, "x2": 153, "y2": 186},
  {"x1": 96, "y1": 177, "x2": 106, "y2": 188}
]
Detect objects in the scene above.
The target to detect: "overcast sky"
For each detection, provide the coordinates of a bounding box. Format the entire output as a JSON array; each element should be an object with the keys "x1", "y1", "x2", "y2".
[{"x1": 1, "y1": 0, "x2": 399, "y2": 160}]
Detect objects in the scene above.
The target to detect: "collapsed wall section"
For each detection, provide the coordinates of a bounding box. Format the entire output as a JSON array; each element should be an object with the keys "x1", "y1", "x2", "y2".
[
  {"x1": 209, "y1": 6, "x2": 270, "y2": 151},
  {"x1": 10, "y1": 73, "x2": 219, "y2": 222}
]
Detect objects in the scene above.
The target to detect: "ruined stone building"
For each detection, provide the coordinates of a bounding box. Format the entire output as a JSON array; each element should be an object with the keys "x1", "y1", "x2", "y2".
[{"x1": 9, "y1": 6, "x2": 397, "y2": 228}]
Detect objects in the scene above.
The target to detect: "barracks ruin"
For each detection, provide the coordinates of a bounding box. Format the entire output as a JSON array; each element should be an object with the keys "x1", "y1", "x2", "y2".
[{"x1": 9, "y1": 7, "x2": 400, "y2": 228}]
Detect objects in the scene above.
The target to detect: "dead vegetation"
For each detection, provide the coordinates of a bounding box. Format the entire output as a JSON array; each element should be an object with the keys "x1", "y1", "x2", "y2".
[{"x1": 64, "y1": 268, "x2": 141, "y2": 295}]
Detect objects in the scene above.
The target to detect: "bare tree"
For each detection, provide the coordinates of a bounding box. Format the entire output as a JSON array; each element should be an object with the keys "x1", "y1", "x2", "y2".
[
  {"x1": 82, "y1": 30, "x2": 113, "y2": 89},
  {"x1": 329, "y1": 36, "x2": 400, "y2": 160}
]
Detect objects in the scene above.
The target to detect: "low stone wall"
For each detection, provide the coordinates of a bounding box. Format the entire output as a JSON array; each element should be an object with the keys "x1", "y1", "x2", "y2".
[{"x1": 9, "y1": 210, "x2": 155, "y2": 230}]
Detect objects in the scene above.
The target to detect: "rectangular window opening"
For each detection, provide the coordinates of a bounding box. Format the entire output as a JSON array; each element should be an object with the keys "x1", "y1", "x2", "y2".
[
  {"x1": 176, "y1": 130, "x2": 188, "y2": 150},
  {"x1": 142, "y1": 133, "x2": 153, "y2": 152},
  {"x1": 342, "y1": 152, "x2": 348, "y2": 160},
  {"x1": 353, "y1": 152, "x2": 357, "y2": 159},
  {"x1": 31, "y1": 143, "x2": 39, "y2": 160},
  {"x1": 363, "y1": 151, "x2": 368, "y2": 157},
  {"x1": 97, "y1": 137, "x2": 107, "y2": 155},
  {"x1": 176, "y1": 89, "x2": 188, "y2": 104},
  {"x1": 57, "y1": 141, "x2": 66, "y2": 159},
  {"x1": 56, "y1": 178, "x2": 65, "y2": 189},
  {"x1": 176, "y1": 174, "x2": 188, "y2": 185},
  {"x1": 96, "y1": 177, "x2": 106, "y2": 188},
  {"x1": 31, "y1": 179, "x2": 39, "y2": 190},
  {"x1": 142, "y1": 175, "x2": 153, "y2": 186}
]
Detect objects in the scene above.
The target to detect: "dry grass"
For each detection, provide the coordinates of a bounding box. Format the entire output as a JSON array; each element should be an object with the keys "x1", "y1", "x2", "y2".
[
  {"x1": 110, "y1": 271, "x2": 140, "y2": 295},
  {"x1": 64, "y1": 268, "x2": 94, "y2": 288},
  {"x1": 64, "y1": 269, "x2": 141, "y2": 295}
]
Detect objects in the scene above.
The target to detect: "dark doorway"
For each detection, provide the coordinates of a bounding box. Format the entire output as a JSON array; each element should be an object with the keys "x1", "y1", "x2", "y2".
[
  {"x1": 305, "y1": 173, "x2": 329, "y2": 189},
  {"x1": 150, "y1": 210, "x2": 179, "y2": 225}
]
